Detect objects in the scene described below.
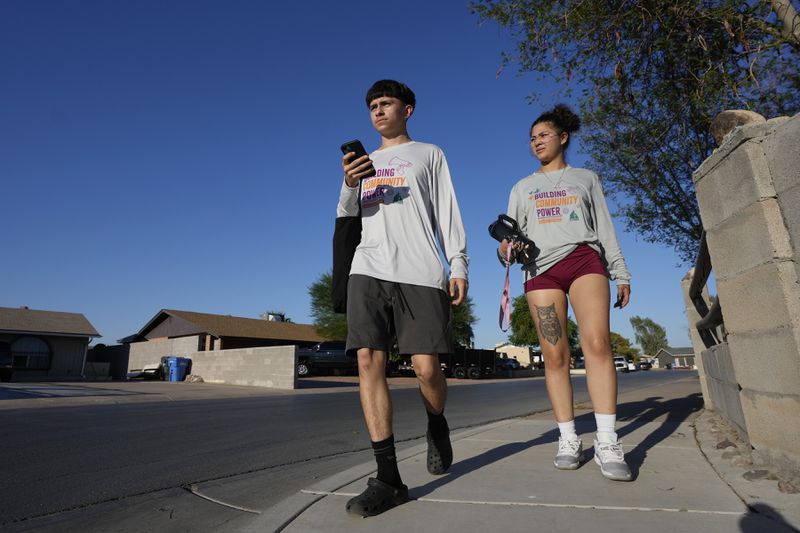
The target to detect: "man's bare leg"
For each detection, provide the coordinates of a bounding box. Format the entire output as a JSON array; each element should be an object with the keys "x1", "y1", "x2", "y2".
[
  {"x1": 346, "y1": 347, "x2": 409, "y2": 516},
  {"x1": 411, "y1": 353, "x2": 446, "y2": 414},
  {"x1": 357, "y1": 348, "x2": 392, "y2": 440},
  {"x1": 412, "y1": 353, "x2": 452, "y2": 474}
]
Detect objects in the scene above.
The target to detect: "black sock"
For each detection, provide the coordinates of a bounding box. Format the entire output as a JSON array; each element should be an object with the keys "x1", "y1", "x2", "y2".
[
  {"x1": 372, "y1": 435, "x2": 402, "y2": 487},
  {"x1": 427, "y1": 408, "x2": 449, "y2": 440}
]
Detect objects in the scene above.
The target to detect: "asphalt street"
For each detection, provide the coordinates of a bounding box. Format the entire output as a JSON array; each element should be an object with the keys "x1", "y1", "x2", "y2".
[{"x1": 0, "y1": 370, "x2": 689, "y2": 525}]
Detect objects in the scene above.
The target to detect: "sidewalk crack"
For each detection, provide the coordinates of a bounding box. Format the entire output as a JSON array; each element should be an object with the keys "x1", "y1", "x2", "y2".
[{"x1": 184, "y1": 484, "x2": 261, "y2": 514}]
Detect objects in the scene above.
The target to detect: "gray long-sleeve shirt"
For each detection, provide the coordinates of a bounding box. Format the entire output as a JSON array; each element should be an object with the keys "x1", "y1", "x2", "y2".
[
  {"x1": 506, "y1": 166, "x2": 630, "y2": 285},
  {"x1": 337, "y1": 141, "x2": 468, "y2": 291}
]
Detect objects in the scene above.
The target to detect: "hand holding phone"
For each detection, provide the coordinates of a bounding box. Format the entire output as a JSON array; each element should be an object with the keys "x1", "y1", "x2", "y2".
[{"x1": 341, "y1": 139, "x2": 376, "y2": 184}]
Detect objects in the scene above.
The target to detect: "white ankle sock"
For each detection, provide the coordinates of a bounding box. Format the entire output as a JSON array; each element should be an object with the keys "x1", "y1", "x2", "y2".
[
  {"x1": 594, "y1": 413, "x2": 617, "y2": 443},
  {"x1": 557, "y1": 420, "x2": 578, "y2": 441}
]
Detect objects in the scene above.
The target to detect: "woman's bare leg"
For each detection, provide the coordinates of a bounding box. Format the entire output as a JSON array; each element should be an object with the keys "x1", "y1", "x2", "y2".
[
  {"x1": 568, "y1": 274, "x2": 616, "y2": 415},
  {"x1": 526, "y1": 289, "x2": 572, "y2": 422}
]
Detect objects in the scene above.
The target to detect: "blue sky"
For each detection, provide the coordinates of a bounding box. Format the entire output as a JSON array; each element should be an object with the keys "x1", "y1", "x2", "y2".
[{"x1": 1, "y1": 1, "x2": 694, "y2": 351}]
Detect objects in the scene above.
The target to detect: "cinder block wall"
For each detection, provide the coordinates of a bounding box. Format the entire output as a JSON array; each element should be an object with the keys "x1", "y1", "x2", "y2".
[
  {"x1": 127, "y1": 336, "x2": 200, "y2": 371},
  {"x1": 186, "y1": 346, "x2": 297, "y2": 389},
  {"x1": 693, "y1": 114, "x2": 800, "y2": 476},
  {"x1": 699, "y1": 343, "x2": 748, "y2": 436}
]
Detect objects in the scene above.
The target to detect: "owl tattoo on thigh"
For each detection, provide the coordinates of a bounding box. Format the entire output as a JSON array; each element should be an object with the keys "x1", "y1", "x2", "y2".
[{"x1": 535, "y1": 303, "x2": 562, "y2": 346}]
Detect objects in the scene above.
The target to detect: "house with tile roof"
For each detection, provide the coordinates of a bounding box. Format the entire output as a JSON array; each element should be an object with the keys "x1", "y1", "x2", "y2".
[
  {"x1": 0, "y1": 306, "x2": 100, "y2": 381},
  {"x1": 654, "y1": 346, "x2": 696, "y2": 369},
  {"x1": 123, "y1": 309, "x2": 328, "y2": 374}
]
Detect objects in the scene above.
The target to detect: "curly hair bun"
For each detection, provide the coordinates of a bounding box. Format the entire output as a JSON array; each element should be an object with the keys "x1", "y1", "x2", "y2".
[
  {"x1": 531, "y1": 103, "x2": 581, "y2": 136},
  {"x1": 551, "y1": 104, "x2": 580, "y2": 133}
]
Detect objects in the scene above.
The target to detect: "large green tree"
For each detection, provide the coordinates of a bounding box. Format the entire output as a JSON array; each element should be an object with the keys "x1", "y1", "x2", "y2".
[
  {"x1": 630, "y1": 316, "x2": 669, "y2": 356},
  {"x1": 473, "y1": 0, "x2": 800, "y2": 263},
  {"x1": 452, "y1": 293, "x2": 478, "y2": 348},
  {"x1": 508, "y1": 294, "x2": 580, "y2": 352},
  {"x1": 610, "y1": 331, "x2": 641, "y2": 361},
  {"x1": 308, "y1": 271, "x2": 348, "y2": 340}
]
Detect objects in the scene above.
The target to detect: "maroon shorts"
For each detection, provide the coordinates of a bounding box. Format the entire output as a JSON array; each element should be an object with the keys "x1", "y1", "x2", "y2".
[{"x1": 524, "y1": 244, "x2": 608, "y2": 293}]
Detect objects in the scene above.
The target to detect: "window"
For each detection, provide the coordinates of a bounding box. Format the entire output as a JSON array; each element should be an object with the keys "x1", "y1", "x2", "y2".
[{"x1": 11, "y1": 337, "x2": 51, "y2": 370}]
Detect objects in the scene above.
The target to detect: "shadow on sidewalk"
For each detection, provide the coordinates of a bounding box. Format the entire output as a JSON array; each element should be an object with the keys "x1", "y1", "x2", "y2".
[
  {"x1": 410, "y1": 429, "x2": 560, "y2": 498},
  {"x1": 411, "y1": 392, "x2": 703, "y2": 497},
  {"x1": 740, "y1": 503, "x2": 800, "y2": 533},
  {"x1": 611, "y1": 392, "x2": 704, "y2": 478}
]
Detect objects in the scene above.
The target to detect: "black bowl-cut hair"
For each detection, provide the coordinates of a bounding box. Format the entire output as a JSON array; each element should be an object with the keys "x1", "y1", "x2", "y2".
[{"x1": 365, "y1": 80, "x2": 416, "y2": 109}]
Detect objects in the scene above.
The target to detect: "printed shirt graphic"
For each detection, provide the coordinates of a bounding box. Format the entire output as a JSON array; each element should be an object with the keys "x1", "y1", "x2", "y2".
[
  {"x1": 532, "y1": 186, "x2": 581, "y2": 224},
  {"x1": 507, "y1": 166, "x2": 630, "y2": 285},
  {"x1": 336, "y1": 141, "x2": 468, "y2": 290},
  {"x1": 360, "y1": 158, "x2": 412, "y2": 209}
]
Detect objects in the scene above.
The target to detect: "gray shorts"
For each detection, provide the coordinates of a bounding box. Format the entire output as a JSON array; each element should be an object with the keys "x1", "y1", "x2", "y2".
[{"x1": 346, "y1": 274, "x2": 453, "y2": 356}]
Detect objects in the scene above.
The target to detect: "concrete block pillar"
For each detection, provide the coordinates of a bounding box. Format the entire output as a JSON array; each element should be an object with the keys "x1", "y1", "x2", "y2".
[{"x1": 693, "y1": 113, "x2": 800, "y2": 475}]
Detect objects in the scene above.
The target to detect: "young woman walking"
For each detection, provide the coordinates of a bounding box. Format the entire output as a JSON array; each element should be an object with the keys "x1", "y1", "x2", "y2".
[{"x1": 499, "y1": 104, "x2": 632, "y2": 481}]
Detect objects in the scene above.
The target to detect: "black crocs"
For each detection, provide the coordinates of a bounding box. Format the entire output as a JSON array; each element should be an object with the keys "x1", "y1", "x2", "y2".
[
  {"x1": 345, "y1": 477, "x2": 409, "y2": 517},
  {"x1": 426, "y1": 430, "x2": 453, "y2": 475}
]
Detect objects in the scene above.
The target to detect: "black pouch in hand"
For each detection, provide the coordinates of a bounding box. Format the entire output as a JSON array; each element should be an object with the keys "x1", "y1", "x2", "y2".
[{"x1": 488, "y1": 214, "x2": 535, "y2": 263}]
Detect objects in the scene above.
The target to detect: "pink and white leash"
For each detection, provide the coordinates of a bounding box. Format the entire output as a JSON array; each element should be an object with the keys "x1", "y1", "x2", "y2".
[{"x1": 498, "y1": 243, "x2": 513, "y2": 332}]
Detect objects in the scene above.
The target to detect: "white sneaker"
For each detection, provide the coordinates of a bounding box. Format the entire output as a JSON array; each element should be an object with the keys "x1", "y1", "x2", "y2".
[
  {"x1": 593, "y1": 439, "x2": 632, "y2": 481},
  {"x1": 553, "y1": 437, "x2": 583, "y2": 470}
]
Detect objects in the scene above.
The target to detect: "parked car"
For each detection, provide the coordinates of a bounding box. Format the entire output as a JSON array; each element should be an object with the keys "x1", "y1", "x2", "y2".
[
  {"x1": 0, "y1": 341, "x2": 13, "y2": 382},
  {"x1": 495, "y1": 357, "x2": 523, "y2": 371},
  {"x1": 627, "y1": 361, "x2": 638, "y2": 372},
  {"x1": 396, "y1": 359, "x2": 415, "y2": 376},
  {"x1": 637, "y1": 360, "x2": 653, "y2": 371},
  {"x1": 613, "y1": 356, "x2": 629, "y2": 373},
  {"x1": 296, "y1": 341, "x2": 356, "y2": 376}
]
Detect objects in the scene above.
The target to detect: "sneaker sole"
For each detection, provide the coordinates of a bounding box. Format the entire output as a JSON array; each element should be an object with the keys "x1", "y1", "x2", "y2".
[
  {"x1": 594, "y1": 455, "x2": 632, "y2": 481},
  {"x1": 553, "y1": 452, "x2": 584, "y2": 470}
]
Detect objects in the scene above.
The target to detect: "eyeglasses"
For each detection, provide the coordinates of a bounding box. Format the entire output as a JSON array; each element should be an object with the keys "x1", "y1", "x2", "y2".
[{"x1": 530, "y1": 131, "x2": 558, "y2": 143}]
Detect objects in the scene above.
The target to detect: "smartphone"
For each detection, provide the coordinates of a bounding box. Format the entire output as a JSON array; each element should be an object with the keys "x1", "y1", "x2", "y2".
[{"x1": 340, "y1": 139, "x2": 376, "y2": 178}]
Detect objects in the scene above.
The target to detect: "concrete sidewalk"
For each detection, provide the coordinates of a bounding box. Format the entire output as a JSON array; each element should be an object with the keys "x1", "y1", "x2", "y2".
[{"x1": 250, "y1": 376, "x2": 799, "y2": 533}]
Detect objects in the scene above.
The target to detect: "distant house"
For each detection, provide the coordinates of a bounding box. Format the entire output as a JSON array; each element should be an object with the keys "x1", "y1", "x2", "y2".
[
  {"x1": 494, "y1": 342, "x2": 542, "y2": 368},
  {"x1": 654, "y1": 346, "x2": 696, "y2": 369},
  {"x1": 123, "y1": 309, "x2": 328, "y2": 371},
  {"x1": 0, "y1": 306, "x2": 100, "y2": 381}
]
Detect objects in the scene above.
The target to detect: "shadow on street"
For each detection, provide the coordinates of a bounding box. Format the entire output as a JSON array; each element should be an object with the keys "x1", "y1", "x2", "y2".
[{"x1": 0, "y1": 383, "x2": 149, "y2": 400}]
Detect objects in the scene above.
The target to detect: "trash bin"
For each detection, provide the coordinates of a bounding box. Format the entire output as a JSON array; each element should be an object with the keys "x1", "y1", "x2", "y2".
[
  {"x1": 165, "y1": 356, "x2": 178, "y2": 382},
  {"x1": 160, "y1": 356, "x2": 171, "y2": 381},
  {"x1": 166, "y1": 357, "x2": 190, "y2": 382},
  {"x1": 175, "y1": 357, "x2": 190, "y2": 381}
]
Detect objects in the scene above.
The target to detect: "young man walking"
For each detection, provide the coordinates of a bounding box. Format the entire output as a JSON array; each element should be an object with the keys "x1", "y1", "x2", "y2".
[{"x1": 338, "y1": 79, "x2": 469, "y2": 517}]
